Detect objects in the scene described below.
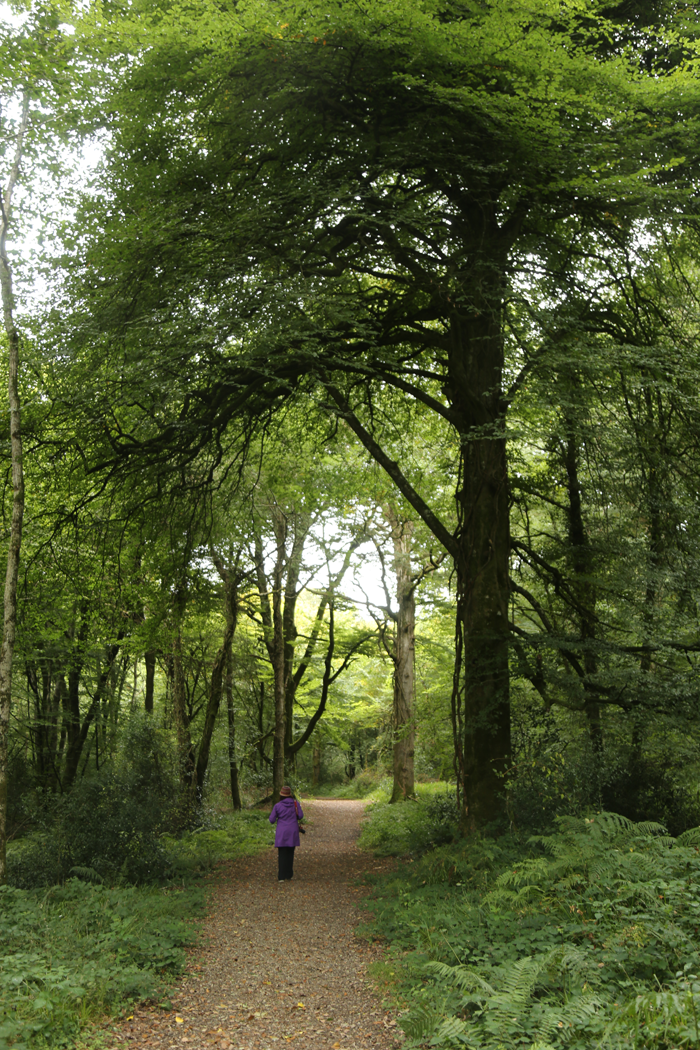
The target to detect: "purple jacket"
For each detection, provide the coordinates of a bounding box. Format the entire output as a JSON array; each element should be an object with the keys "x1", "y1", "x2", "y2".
[{"x1": 269, "y1": 797, "x2": 304, "y2": 847}]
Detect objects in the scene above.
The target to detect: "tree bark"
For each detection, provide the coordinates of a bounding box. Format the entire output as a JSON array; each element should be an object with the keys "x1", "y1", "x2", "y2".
[
  {"x1": 281, "y1": 511, "x2": 310, "y2": 753},
  {"x1": 226, "y1": 644, "x2": 242, "y2": 811},
  {"x1": 446, "y1": 254, "x2": 512, "y2": 830},
  {"x1": 384, "y1": 508, "x2": 416, "y2": 804},
  {"x1": 0, "y1": 94, "x2": 29, "y2": 884},
  {"x1": 564, "y1": 405, "x2": 601, "y2": 752},
  {"x1": 196, "y1": 551, "x2": 241, "y2": 796},
  {"x1": 172, "y1": 623, "x2": 195, "y2": 792},
  {"x1": 144, "y1": 649, "x2": 156, "y2": 713},
  {"x1": 254, "y1": 525, "x2": 287, "y2": 800}
]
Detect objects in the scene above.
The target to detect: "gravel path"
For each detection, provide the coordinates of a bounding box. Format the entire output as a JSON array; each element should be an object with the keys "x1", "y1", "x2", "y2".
[{"x1": 107, "y1": 800, "x2": 400, "y2": 1050}]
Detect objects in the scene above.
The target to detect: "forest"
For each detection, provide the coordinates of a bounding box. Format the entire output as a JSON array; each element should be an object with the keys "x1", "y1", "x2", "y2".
[{"x1": 4, "y1": 0, "x2": 700, "y2": 1047}]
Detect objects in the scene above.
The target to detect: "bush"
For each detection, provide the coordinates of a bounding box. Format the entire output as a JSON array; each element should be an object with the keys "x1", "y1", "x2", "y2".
[
  {"x1": 507, "y1": 744, "x2": 700, "y2": 837},
  {"x1": 164, "y1": 810, "x2": 275, "y2": 875},
  {"x1": 358, "y1": 784, "x2": 458, "y2": 856},
  {"x1": 8, "y1": 716, "x2": 179, "y2": 888},
  {"x1": 602, "y1": 754, "x2": 700, "y2": 837},
  {"x1": 319, "y1": 770, "x2": 391, "y2": 800}
]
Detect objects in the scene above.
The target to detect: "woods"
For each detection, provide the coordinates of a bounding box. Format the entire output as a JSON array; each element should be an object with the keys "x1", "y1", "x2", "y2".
[{"x1": 3, "y1": 0, "x2": 700, "y2": 1044}]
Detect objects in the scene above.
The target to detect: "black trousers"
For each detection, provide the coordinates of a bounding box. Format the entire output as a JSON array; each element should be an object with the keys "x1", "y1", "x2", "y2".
[{"x1": 278, "y1": 846, "x2": 295, "y2": 881}]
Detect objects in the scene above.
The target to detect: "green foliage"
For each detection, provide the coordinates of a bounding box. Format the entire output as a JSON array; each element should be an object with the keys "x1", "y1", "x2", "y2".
[
  {"x1": 163, "y1": 811, "x2": 274, "y2": 875},
  {"x1": 0, "y1": 879, "x2": 204, "y2": 1049},
  {"x1": 361, "y1": 812, "x2": 700, "y2": 1049},
  {"x1": 8, "y1": 719, "x2": 179, "y2": 888},
  {"x1": 358, "y1": 784, "x2": 458, "y2": 857}
]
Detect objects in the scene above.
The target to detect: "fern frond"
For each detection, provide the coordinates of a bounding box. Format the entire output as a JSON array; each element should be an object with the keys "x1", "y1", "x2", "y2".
[
  {"x1": 402, "y1": 1002, "x2": 442, "y2": 1042},
  {"x1": 434, "y1": 1015, "x2": 470, "y2": 1043},
  {"x1": 425, "y1": 960, "x2": 494, "y2": 995},
  {"x1": 68, "y1": 866, "x2": 104, "y2": 883},
  {"x1": 677, "y1": 826, "x2": 700, "y2": 846},
  {"x1": 536, "y1": 991, "x2": 606, "y2": 1043}
]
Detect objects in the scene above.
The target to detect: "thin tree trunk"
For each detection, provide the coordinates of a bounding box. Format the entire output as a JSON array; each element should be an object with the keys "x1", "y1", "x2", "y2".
[
  {"x1": 254, "y1": 526, "x2": 287, "y2": 800},
  {"x1": 564, "y1": 409, "x2": 601, "y2": 753},
  {"x1": 384, "y1": 508, "x2": 416, "y2": 803},
  {"x1": 172, "y1": 624, "x2": 195, "y2": 792},
  {"x1": 0, "y1": 94, "x2": 29, "y2": 884},
  {"x1": 195, "y1": 556, "x2": 240, "y2": 796},
  {"x1": 226, "y1": 646, "x2": 241, "y2": 811},
  {"x1": 144, "y1": 649, "x2": 156, "y2": 713},
  {"x1": 282, "y1": 512, "x2": 310, "y2": 753}
]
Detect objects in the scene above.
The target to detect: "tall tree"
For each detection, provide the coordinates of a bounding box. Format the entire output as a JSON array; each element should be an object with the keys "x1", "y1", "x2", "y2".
[
  {"x1": 60, "y1": 0, "x2": 700, "y2": 826},
  {"x1": 0, "y1": 89, "x2": 28, "y2": 884}
]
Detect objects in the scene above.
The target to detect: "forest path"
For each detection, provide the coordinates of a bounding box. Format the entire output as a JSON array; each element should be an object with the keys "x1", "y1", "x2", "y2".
[{"x1": 107, "y1": 800, "x2": 401, "y2": 1050}]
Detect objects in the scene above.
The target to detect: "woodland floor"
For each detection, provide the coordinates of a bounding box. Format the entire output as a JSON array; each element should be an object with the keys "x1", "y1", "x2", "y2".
[{"x1": 103, "y1": 800, "x2": 402, "y2": 1050}]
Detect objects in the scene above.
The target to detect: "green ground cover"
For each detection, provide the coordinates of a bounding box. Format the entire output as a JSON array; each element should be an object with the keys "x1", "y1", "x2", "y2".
[
  {"x1": 0, "y1": 811, "x2": 274, "y2": 1050},
  {"x1": 360, "y1": 806, "x2": 700, "y2": 1049}
]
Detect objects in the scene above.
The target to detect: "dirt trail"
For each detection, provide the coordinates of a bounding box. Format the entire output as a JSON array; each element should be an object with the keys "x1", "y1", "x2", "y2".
[{"x1": 107, "y1": 800, "x2": 400, "y2": 1050}]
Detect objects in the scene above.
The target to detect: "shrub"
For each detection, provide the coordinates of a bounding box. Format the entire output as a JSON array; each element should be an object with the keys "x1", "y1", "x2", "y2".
[
  {"x1": 8, "y1": 716, "x2": 179, "y2": 888},
  {"x1": 358, "y1": 784, "x2": 458, "y2": 856},
  {"x1": 163, "y1": 810, "x2": 275, "y2": 875}
]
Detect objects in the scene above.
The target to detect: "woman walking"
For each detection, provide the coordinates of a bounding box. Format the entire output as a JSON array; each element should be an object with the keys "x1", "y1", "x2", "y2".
[{"x1": 269, "y1": 785, "x2": 304, "y2": 881}]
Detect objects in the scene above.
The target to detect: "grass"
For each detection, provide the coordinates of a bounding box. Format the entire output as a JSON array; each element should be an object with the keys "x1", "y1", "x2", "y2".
[
  {"x1": 0, "y1": 809, "x2": 274, "y2": 1049},
  {"x1": 359, "y1": 806, "x2": 700, "y2": 1050}
]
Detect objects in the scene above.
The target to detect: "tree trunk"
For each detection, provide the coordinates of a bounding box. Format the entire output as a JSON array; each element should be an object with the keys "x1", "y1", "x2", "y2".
[
  {"x1": 0, "y1": 94, "x2": 29, "y2": 884},
  {"x1": 564, "y1": 409, "x2": 601, "y2": 753},
  {"x1": 384, "y1": 508, "x2": 416, "y2": 803},
  {"x1": 226, "y1": 645, "x2": 242, "y2": 811},
  {"x1": 254, "y1": 525, "x2": 288, "y2": 801},
  {"x1": 327, "y1": 246, "x2": 513, "y2": 829},
  {"x1": 196, "y1": 554, "x2": 241, "y2": 796},
  {"x1": 282, "y1": 511, "x2": 310, "y2": 753},
  {"x1": 144, "y1": 649, "x2": 156, "y2": 713},
  {"x1": 172, "y1": 625, "x2": 195, "y2": 792},
  {"x1": 447, "y1": 264, "x2": 512, "y2": 831},
  {"x1": 312, "y1": 744, "x2": 321, "y2": 789}
]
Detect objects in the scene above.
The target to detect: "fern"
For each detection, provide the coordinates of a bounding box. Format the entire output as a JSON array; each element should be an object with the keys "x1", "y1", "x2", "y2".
[
  {"x1": 364, "y1": 810, "x2": 700, "y2": 1050},
  {"x1": 677, "y1": 825, "x2": 700, "y2": 847},
  {"x1": 68, "y1": 866, "x2": 104, "y2": 883}
]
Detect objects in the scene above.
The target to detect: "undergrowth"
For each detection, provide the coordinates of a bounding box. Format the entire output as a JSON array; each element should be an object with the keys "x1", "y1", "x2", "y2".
[
  {"x1": 361, "y1": 807, "x2": 700, "y2": 1049},
  {"x1": 1, "y1": 810, "x2": 273, "y2": 1048},
  {"x1": 163, "y1": 810, "x2": 275, "y2": 874},
  {"x1": 0, "y1": 879, "x2": 204, "y2": 1050},
  {"x1": 357, "y1": 783, "x2": 458, "y2": 856}
]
